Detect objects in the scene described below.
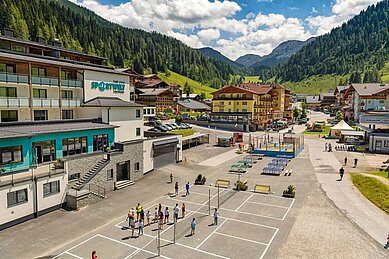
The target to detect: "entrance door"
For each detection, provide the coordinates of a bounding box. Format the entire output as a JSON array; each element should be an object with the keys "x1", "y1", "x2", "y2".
[
  {"x1": 117, "y1": 161, "x2": 130, "y2": 181},
  {"x1": 35, "y1": 146, "x2": 43, "y2": 164},
  {"x1": 154, "y1": 145, "x2": 176, "y2": 169}
]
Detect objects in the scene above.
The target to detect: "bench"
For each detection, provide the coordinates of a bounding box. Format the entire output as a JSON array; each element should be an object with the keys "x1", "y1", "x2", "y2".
[
  {"x1": 284, "y1": 169, "x2": 294, "y2": 176},
  {"x1": 215, "y1": 179, "x2": 230, "y2": 188},
  {"x1": 254, "y1": 184, "x2": 270, "y2": 194},
  {"x1": 242, "y1": 179, "x2": 248, "y2": 185}
]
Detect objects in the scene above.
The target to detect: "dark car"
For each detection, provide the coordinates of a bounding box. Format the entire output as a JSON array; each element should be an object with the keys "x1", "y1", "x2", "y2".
[
  {"x1": 147, "y1": 128, "x2": 161, "y2": 133},
  {"x1": 155, "y1": 125, "x2": 169, "y2": 132}
]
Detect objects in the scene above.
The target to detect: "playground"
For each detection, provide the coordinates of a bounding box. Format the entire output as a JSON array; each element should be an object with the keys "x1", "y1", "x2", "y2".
[{"x1": 52, "y1": 185, "x2": 294, "y2": 259}]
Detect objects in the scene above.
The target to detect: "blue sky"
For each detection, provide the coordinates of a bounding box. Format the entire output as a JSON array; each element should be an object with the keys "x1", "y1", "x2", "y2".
[{"x1": 70, "y1": 0, "x2": 380, "y2": 59}]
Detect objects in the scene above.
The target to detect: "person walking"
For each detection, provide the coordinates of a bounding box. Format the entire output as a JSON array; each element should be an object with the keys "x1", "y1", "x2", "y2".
[
  {"x1": 175, "y1": 182, "x2": 178, "y2": 196},
  {"x1": 146, "y1": 210, "x2": 151, "y2": 226},
  {"x1": 182, "y1": 203, "x2": 186, "y2": 218},
  {"x1": 384, "y1": 232, "x2": 389, "y2": 249},
  {"x1": 129, "y1": 216, "x2": 135, "y2": 237},
  {"x1": 159, "y1": 210, "x2": 164, "y2": 230},
  {"x1": 339, "y1": 167, "x2": 345, "y2": 181},
  {"x1": 174, "y1": 203, "x2": 180, "y2": 221},
  {"x1": 185, "y1": 182, "x2": 190, "y2": 196},
  {"x1": 92, "y1": 251, "x2": 97, "y2": 259},
  {"x1": 328, "y1": 143, "x2": 332, "y2": 152},
  {"x1": 213, "y1": 208, "x2": 219, "y2": 226},
  {"x1": 127, "y1": 210, "x2": 132, "y2": 228},
  {"x1": 325, "y1": 143, "x2": 328, "y2": 151},
  {"x1": 344, "y1": 157, "x2": 348, "y2": 166},
  {"x1": 191, "y1": 218, "x2": 196, "y2": 236},
  {"x1": 138, "y1": 219, "x2": 144, "y2": 237},
  {"x1": 170, "y1": 173, "x2": 173, "y2": 183},
  {"x1": 164, "y1": 207, "x2": 170, "y2": 224},
  {"x1": 136, "y1": 203, "x2": 142, "y2": 221},
  {"x1": 354, "y1": 158, "x2": 358, "y2": 168},
  {"x1": 158, "y1": 203, "x2": 162, "y2": 213}
]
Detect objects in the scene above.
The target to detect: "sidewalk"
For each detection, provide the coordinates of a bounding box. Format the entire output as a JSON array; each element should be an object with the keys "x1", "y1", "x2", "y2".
[{"x1": 306, "y1": 138, "x2": 389, "y2": 244}]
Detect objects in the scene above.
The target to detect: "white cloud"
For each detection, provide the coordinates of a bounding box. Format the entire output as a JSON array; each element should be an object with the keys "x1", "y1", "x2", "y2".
[
  {"x1": 332, "y1": 0, "x2": 379, "y2": 15},
  {"x1": 197, "y1": 29, "x2": 221, "y2": 43},
  {"x1": 167, "y1": 31, "x2": 204, "y2": 48},
  {"x1": 311, "y1": 7, "x2": 318, "y2": 14}
]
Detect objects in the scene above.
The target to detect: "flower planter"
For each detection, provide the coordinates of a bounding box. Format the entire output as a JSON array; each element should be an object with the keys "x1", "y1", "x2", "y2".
[{"x1": 283, "y1": 190, "x2": 295, "y2": 198}]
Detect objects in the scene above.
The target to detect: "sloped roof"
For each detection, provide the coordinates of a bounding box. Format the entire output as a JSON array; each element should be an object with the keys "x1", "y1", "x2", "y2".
[
  {"x1": 331, "y1": 120, "x2": 354, "y2": 130},
  {"x1": 349, "y1": 83, "x2": 389, "y2": 96},
  {"x1": 306, "y1": 95, "x2": 321, "y2": 104},
  {"x1": 138, "y1": 88, "x2": 177, "y2": 96},
  {"x1": 177, "y1": 99, "x2": 211, "y2": 110},
  {"x1": 83, "y1": 97, "x2": 144, "y2": 107}
]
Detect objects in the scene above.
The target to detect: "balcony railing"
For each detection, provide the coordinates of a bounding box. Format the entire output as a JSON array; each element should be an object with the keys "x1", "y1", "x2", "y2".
[
  {"x1": 61, "y1": 79, "x2": 83, "y2": 88},
  {"x1": 61, "y1": 99, "x2": 81, "y2": 108},
  {"x1": 32, "y1": 98, "x2": 59, "y2": 108},
  {"x1": 0, "y1": 72, "x2": 28, "y2": 84},
  {"x1": 0, "y1": 97, "x2": 29, "y2": 107},
  {"x1": 32, "y1": 76, "x2": 59, "y2": 86}
]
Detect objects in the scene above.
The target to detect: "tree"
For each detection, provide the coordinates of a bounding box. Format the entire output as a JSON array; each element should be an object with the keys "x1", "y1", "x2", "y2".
[
  {"x1": 301, "y1": 103, "x2": 308, "y2": 118},
  {"x1": 199, "y1": 92, "x2": 206, "y2": 100},
  {"x1": 293, "y1": 107, "x2": 301, "y2": 119},
  {"x1": 183, "y1": 81, "x2": 193, "y2": 95},
  {"x1": 335, "y1": 111, "x2": 344, "y2": 120}
]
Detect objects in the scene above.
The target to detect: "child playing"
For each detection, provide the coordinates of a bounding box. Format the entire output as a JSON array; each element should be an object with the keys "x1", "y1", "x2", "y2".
[
  {"x1": 146, "y1": 210, "x2": 151, "y2": 226},
  {"x1": 191, "y1": 218, "x2": 196, "y2": 236}
]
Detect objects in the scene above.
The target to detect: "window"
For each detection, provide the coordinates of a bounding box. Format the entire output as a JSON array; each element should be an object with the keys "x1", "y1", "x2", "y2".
[
  {"x1": 1, "y1": 110, "x2": 18, "y2": 122},
  {"x1": 236, "y1": 102, "x2": 239, "y2": 105},
  {"x1": 61, "y1": 90, "x2": 73, "y2": 99},
  {"x1": 68, "y1": 173, "x2": 80, "y2": 181},
  {"x1": 135, "y1": 162, "x2": 140, "y2": 171},
  {"x1": 384, "y1": 140, "x2": 389, "y2": 148},
  {"x1": 228, "y1": 102, "x2": 231, "y2": 105},
  {"x1": 34, "y1": 110, "x2": 48, "y2": 121},
  {"x1": 32, "y1": 67, "x2": 47, "y2": 77},
  {"x1": 93, "y1": 134, "x2": 108, "y2": 151},
  {"x1": 219, "y1": 109, "x2": 224, "y2": 112},
  {"x1": 0, "y1": 42, "x2": 11, "y2": 51},
  {"x1": 61, "y1": 70, "x2": 72, "y2": 80},
  {"x1": 33, "y1": 140, "x2": 55, "y2": 164},
  {"x1": 33, "y1": 89, "x2": 47, "y2": 98},
  {"x1": 0, "y1": 87, "x2": 17, "y2": 97},
  {"x1": 11, "y1": 45, "x2": 26, "y2": 53},
  {"x1": 62, "y1": 137, "x2": 87, "y2": 156},
  {"x1": 242, "y1": 93, "x2": 246, "y2": 98},
  {"x1": 242, "y1": 101, "x2": 247, "y2": 105},
  {"x1": 62, "y1": 110, "x2": 73, "y2": 120},
  {"x1": 236, "y1": 109, "x2": 239, "y2": 112},
  {"x1": 7, "y1": 189, "x2": 28, "y2": 207},
  {"x1": 136, "y1": 127, "x2": 141, "y2": 136},
  {"x1": 43, "y1": 181, "x2": 60, "y2": 197},
  {"x1": 0, "y1": 63, "x2": 16, "y2": 73},
  {"x1": 107, "y1": 169, "x2": 114, "y2": 180},
  {"x1": 242, "y1": 109, "x2": 247, "y2": 112},
  {"x1": 136, "y1": 110, "x2": 141, "y2": 118},
  {"x1": 0, "y1": 145, "x2": 22, "y2": 165}
]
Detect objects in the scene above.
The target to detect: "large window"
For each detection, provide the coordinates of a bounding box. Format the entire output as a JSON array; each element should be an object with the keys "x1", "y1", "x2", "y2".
[
  {"x1": 61, "y1": 70, "x2": 72, "y2": 80},
  {"x1": 0, "y1": 145, "x2": 22, "y2": 165},
  {"x1": 93, "y1": 134, "x2": 108, "y2": 152},
  {"x1": 34, "y1": 110, "x2": 48, "y2": 121},
  {"x1": 62, "y1": 137, "x2": 87, "y2": 156},
  {"x1": 136, "y1": 109, "x2": 141, "y2": 118},
  {"x1": 62, "y1": 110, "x2": 73, "y2": 120},
  {"x1": 0, "y1": 63, "x2": 16, "y2": 74},
  {"x1": 0, "y1": 87, "x2": 17, "y2": 97},
  {"x1": 33, "y1": 89, "x2": 47, "y2": 98},
  {"x1": 32, "y1": 67, "x2": 47, "y2": 77},
  {"x1": 32, "y1": 140, "x2": 55, "y2": 164},
  {"x1": 7, "y1": 189, "x2": 28, "y2": 207},
  {"x1": 61, "y1": 90, "x2": 73, "y2": 99},
  {"x1": 1, "y1": 110, "x2": 18, "y2": 122},
  {"x1": 43, "y1": 181, "x2": 60, "y2": 197},
  {"x1": 136, "y1": 127, "x2": 141, "y2": 136}
]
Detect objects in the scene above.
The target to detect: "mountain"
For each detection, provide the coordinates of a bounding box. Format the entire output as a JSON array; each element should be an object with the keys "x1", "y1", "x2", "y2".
[
  {"x1": 235, "y1": 54, "x2": 262, "y2": 67},
  {"x1": 269, "y1": 1, "x2": 389, "y2": 83},
  {"x1": 0, "y1": 0, "x2": 233, "y2": 88},
  {"x1": 197, "y1": 47, "x2": 243, "y2": 70}
]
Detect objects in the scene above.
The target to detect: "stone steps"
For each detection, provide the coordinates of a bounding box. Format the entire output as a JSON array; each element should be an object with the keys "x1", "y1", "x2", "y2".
[{"x1": 115, "y1": 180, "x2": 134, "y2": 190}]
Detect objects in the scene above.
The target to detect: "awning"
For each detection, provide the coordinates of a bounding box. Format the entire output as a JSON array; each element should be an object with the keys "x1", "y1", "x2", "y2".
[
  {"x1": 153, "y1": 138, "x2": 179, "y2": 147},
  {"x1": 340, "y1": 131, "x2": 364, "y2": 136}
]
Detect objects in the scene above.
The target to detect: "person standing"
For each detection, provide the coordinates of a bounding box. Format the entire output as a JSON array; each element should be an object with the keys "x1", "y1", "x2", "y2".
[
  {"x1": 146, "y1": 210, "x2": 151, "y2": 226},
  {"x1": 339, "y1": 167, "x2": 345, "y2": 181},
  {"x1": 175, "y1": 182, "x2": 178, "y2": 196},
  {"x1": 328, "y1": 143, "x2": 332, "y2": 152},
  {"x1": 182, "y1": 203, "x2": 186, "y2": 218},
  {"x1": 213, "y1": 208, "x2": 219, "y2": 226},
  {"x1": 136, "y1": 203, "x2": 142, "y2": 221},
  {"x1": 158, "y1": 203, "x2": 162, "y2": 213},
  {"x1": 354, "y1": 158, "x2": 358, "y2": 168},
  {"x1": 138, "y1": 219, "x2": 144, "y2": 237},
  {"x1": 164, "y1": 207, "x2": 170, "y2": 224},
  {"x1": 154, "y1": 207, "x2": 158, "y2": 223},
  {"x1": 159, "y1": 210, "x2": 164, "y2": 230},
  {"x1": 185, "y1": 182, "x2": 190, "y2": 196},
  {"x1": 129, "y1": 216, "x2": 135, "y2": 237},
  {"x1": 92, "y1": 251, "x2": 97, "y2": 259},
  {"x1": 325, "y1": 143, "x2": 328, "y2": 151},
  {"x1": 344, "y1": 157, "x2": 348, "y2": 166},
  {"x1": 140, "y1": 209, "x2": 145, "y2": 223},
  {"x1": 127, "y1": 210, "x2": 132, "y2": 228},
  {"x1": 170, "y1": 173, "x2": 173, "y2": 184},
  {"x1": 174, "y1": 203, "x2": 180, "y2": 221},
  {"x1": 385, "y1": 232, "x2": 389, "y2": 249},
  {"x1": 191, "y1": 218, "x2": 196, "y2": 236}
]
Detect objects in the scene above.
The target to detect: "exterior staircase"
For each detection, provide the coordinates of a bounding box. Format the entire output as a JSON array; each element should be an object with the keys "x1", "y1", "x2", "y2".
[
  {"x1": 115, "y1": 180, "x2": 134, "y2": 190},
  {"x1": 73, "y1": 158, "x2": 109, "y2": 191}
]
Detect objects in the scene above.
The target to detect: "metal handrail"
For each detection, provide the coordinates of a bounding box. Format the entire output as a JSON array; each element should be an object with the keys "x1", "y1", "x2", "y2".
[{"x1": 0, "y1": 72, "x2": 29, "y2": 84}]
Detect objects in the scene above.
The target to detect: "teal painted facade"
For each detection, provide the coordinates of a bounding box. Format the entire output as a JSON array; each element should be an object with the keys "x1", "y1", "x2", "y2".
[{"x1": 0, "y1": 128, "x2": 114, "y2": 174}]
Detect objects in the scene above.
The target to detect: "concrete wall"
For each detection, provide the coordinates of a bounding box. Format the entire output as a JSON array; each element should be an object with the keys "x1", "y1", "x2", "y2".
[
  {"x1": 36, "y1": 174, "x2": 67, "y2": 211},
  {"x1": 143, "y1": 138, "x2": 154, "y2": 174}
]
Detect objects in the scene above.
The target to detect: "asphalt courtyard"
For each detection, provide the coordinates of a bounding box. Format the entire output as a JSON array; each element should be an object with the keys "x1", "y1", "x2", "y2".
[{"x1": 52, "y1": 185, "x2": 294, "y2": 259}]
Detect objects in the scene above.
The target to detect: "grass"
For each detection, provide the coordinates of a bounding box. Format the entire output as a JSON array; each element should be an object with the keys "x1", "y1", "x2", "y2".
[
  {"x1": 351, "y1": 174, "x2": 389, "y2": 214},
  {"x1": 379, "y1": 61, "x2": 389, "y2": 82},
  {"x1": 158, "y1": 70, "x2": 216, "y2": 99},
  {"x1": 170, "y1": 129, "x2": 196, "y2": 137},
  {"x1": 304, "y1": 126, "x2": 330, "y2": 135},
  {"x1": 244, "y1": 75, "x2": 261, "y2": 83},
  {"x1": 371, "y1": 171, "x2": 389, "y2": 179}
]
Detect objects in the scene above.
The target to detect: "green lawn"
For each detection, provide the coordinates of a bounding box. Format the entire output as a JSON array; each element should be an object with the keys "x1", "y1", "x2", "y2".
[
  {"x1": 170, "y1": 129, "x2": 196, "y2": 137},
  {"x1": 304, "y1": 126, "x2": 330, "y2": 135},
  {"x1": 372, "y1": 171, "x2": 389, "y2": 179},
  {"x1": 351, "y1": 174, "x2": 389, "y2": 214},
  {"x1": 244, "y1": 75, "x2": 261, "y2": 83},
  {"x1": 158, "y1": 70, "x2": 216, "y2": 99},
  {"x1": 379, "y1": 61, "x2": 389, "y2": 82}
]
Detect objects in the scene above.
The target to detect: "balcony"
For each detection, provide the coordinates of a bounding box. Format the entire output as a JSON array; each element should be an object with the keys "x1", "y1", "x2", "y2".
[
  {"x1": 32, "y1": 98, "x2": 59, "y2": 108},
  {"x1": 61, "y1": 99, "x2": 81, "y2": 108},
  {"x1": 61, "y1": 79, "x2": 83, "y2": 88},
  {"x1": 0, "y1": 72, "x2": 28, "y2": 84},
  {"x1": 32, "y1": 76, "x2": 59, "y2": 87},
  {"x1": 0, "y1": 97, "x2": 29, "y2": 107}
]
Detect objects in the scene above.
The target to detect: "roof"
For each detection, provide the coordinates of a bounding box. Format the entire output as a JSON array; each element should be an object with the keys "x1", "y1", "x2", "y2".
[
  {"x1": 331, "y1": 120, "x2": 354, "y2": 130},
  {"x1": 340, "y1": 131, "x2": 364, "y2": 136},
  {"x1": 182, "y1": 93, "x2": 199, "y2": 98},
  {"x1": 335, "y1": 85, "x2": 349, "y2": 94},
  {"x1": 0, "y1": 50, "x2": 130, "y2": 76},
  {"x1": 212, "y1": 84, "x2": 272, "y2": 95},
  {"x1": 138, "y1": 88, "x2": 177, "y2": 96},
  {"x1": 306, "y1": 95, "x2": 321, "y2": 104},
  {"x1": 348, "y1": 83, "x2": 389, "y2": 96},
  {"x1": 83, "y1": 97, "x2": 145, "y2": 107},
  {"x1": 177, "y1": 99, "x2": 211, "y2": 110},
  {"x1": 0, "y1": 120, "x2": 116, "y2": 140}
]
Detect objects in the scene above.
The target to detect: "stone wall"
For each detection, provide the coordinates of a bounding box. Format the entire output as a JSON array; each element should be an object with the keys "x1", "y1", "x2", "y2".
[{"x1": 66, "y1": 192, "x2": 104, "y2": 210}]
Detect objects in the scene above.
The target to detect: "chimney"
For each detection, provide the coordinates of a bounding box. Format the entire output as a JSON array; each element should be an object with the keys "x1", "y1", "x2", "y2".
[
  {"x1": 3, "y1": 28, "x2": 14, "y2": 37},
  {"x1": 36, "y1": 36, "x2": 46, "y2": 44},
  {"x1": 52, "y1": 38, "x2": 62, "y2": 47}
]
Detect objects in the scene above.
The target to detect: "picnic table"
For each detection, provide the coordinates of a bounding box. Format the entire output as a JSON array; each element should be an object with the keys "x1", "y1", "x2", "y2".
[
  {"x1": 230, "y1": 164, "x2": 249, "y2": 172},
  {"x1": 238, "y1": 160, "x2": 255, "y2": 165},
  {"x1": 268, "y1": 162, "x2": 287, "y2": 167},
  {"x1": 261, "y1": 167, "x2": 283, "y2": 176}
]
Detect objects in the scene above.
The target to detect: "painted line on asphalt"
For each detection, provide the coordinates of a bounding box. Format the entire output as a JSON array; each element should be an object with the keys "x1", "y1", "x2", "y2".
[
  {"x1": 213, "y1": 231, "x2": 269, "y2": 246},
  {"x1": 64, "y1": 251, "x2": 84, "y2": 259},
  {"x1": 245, "y1": 200, "x2": 289, "y2": 209},
  {"x1": 52, "y1": 234, "x2": 99, "y2": 259},
  {"x1": 281, "y1": 198, "x2": 295, "y2": 220},
  {"x1": 235, "y1": 193, "x2": 254, "y2": 211},
  {"x1": 260, "y1": 228, "x2": 279, "y2": 259},
  {"x1": 196, "y1": 219, "x2": 227, "y2": 249}
]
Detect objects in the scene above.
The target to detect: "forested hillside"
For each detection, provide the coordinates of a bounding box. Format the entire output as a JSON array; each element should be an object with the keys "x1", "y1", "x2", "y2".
[
  {"x1": 268, "y1": 1, "x2": 389, "y2": 83},
  {"x1": 0, "y1": 0, "x2": 233, "y2": 88}
]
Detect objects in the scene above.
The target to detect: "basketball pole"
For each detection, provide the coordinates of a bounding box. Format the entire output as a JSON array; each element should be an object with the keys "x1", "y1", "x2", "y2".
[
  {"x1": 157, "y1": 224, "x2": 160, "y2": 256},
  {"x1": 217, "y1": 186, "x2": 220, "y2": 208},
  {"x1": 173, "y1": 217, "x2": 176, "y2": 244},
  {"x1": 208, "y1": 189, "x2": 211, "y2": 215}
]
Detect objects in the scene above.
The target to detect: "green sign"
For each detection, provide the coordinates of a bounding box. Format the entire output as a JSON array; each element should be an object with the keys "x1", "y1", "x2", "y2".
[{"x1": 91, "y1": 81, "x2": 125, "y2": 93}]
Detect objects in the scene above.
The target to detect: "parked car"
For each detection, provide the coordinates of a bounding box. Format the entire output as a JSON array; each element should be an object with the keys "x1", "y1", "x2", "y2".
[
  {"x1": 182, "y1": 123, "x2": 192, "y2": 129},
  {"x1": 163, "y1": 124, "x2": 174, "y2": 131},
  {"x1": 165, "y1": 123, "x2": 178, "y2": 130},
  {"x1": 147, "y1": 128, "x2": 161, "y2": 133},
  {"x1": 178, "y1": 123, "x2": 188, "y2": 129},
  {"x1": 171, "y1": 123, "x2": 180, "y2": 129},
  {"x1": 155, "y1": 125, "x2": 169, "y2": 132},
  {"x1": 298, "y1": 118, "x2": 308, "y2": 125}
]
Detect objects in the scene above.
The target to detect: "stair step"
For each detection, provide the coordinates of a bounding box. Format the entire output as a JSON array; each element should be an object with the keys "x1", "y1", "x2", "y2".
[
  {"x1": 90, "y1": 191, "x2": 106, "y2": 199},
  {"x1": 115, "y1": 180, "x2": 134, "y2": 190}
]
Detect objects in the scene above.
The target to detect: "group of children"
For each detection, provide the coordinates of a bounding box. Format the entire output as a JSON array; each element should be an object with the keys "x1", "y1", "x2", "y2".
[{"x1": 127, "y1": 202, "x2": 146, "y2": 238}]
